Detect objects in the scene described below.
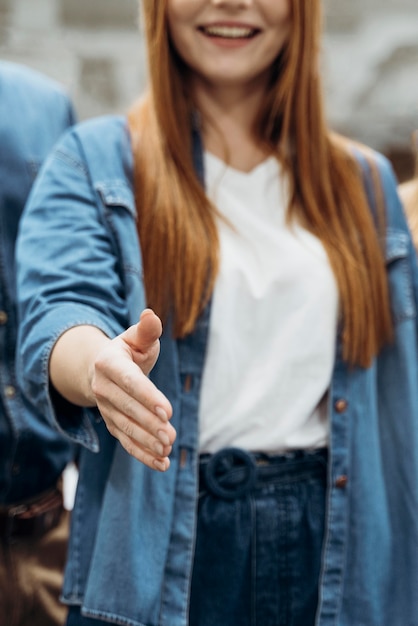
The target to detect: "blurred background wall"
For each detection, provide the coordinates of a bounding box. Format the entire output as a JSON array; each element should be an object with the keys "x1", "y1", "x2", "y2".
[
  {"x1": 324, "y1": 0, "x2": 418, "y2": 181},
  {"x1": 1, "y1": 0, "x2": 417, "y2": 181}
]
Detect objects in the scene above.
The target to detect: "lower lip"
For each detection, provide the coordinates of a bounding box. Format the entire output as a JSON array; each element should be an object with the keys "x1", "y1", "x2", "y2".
[{"x1": 200, "y1": 32, "x2": 257, "y2": 49}]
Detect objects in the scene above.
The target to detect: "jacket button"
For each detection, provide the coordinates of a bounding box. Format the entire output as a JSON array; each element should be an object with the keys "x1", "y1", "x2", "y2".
[
  {"x1": 0, "y1": 311, "x2": 7, "y2": 325},
  {"x1": 183, "y1": 374, "x2": 193, "y2": 392},
  {"x1": 4, "y1": 385, "x2": 16, "y2": 399},
  {"x1": 334, "y1": 399, "x2": 348, "y2": 413},
  {"x1": 335, "y1": 475, "x2": 348, "y2": 489}
]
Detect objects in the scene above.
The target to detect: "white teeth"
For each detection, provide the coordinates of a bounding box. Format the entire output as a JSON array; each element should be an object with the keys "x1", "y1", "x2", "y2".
[{"x1": 203, "y1": 25, "x2": 255, "y2": 39}]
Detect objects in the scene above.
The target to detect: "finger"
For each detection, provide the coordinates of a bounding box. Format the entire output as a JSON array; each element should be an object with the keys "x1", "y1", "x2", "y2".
[
  {"x1": 96, "y1": 383, "x2": 176, "y2": 448},
  {"x1": 98, "y1": 394, "x2": 174, "y2": 470},
  {"x1": 121, "y1": 309, "x2": 162, "y2": 356},
  {"x1": 114, "y1": 429, "x2": 171, "y2": 472},
  {"x1": 93, "y1": 351, "x2": 173, "y2": 421},
  {"x1": 104, "y1": 410, "x2": 173, "y2": 458}
]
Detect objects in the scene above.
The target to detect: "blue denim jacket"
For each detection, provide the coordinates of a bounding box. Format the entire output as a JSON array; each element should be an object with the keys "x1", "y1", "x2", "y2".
[
  {"x1": 0, "y1": 61, "x2": 76, "y2": 503},
  {"x1": 16, "y1": 116, "x2": 418, "y2": 626}
]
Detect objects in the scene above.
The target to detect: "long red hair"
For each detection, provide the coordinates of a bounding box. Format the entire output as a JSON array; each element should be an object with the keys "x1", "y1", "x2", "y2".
[{"x1": 128, "y1": 0, "x2": 392, "y2": 367}]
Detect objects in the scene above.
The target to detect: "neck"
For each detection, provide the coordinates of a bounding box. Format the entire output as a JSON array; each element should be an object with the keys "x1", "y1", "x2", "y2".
[{"x1": 192, "y1": 79, "x2": 272, "y2": 172}]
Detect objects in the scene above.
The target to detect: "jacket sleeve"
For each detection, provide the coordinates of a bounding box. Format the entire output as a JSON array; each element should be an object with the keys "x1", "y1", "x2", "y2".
[{"x1": 16, "y1": 127, "x2": 132, "y2": 450}]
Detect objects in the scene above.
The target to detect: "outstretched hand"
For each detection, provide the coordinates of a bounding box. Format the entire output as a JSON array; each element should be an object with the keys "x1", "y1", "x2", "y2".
[{"x1": 91, "y1": 309, "x2": 176, "y2": 471}]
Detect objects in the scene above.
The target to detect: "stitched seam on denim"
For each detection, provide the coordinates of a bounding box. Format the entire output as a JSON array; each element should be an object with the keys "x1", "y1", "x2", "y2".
[{"x1": 55, "y1": 149, "x2": 88, "y2": 175}]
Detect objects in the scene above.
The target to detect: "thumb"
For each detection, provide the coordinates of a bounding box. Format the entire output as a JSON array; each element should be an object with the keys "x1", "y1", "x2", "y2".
[{"x1": 120, "y1": 309, "x2": 162, "y2": 370}]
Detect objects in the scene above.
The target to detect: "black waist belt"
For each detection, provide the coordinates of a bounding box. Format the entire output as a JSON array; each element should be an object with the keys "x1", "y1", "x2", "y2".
[
  {"x1": 0, "y1": 486, "x2": 63, "y2": 539},
  {"x1": 199, "y1": 447, "x2": 328, "y2": 500}
]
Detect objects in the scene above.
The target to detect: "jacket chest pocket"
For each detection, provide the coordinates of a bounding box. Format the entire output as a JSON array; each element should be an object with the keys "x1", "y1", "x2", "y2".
[
  {"x1": 96, "y1": 181, "x2": 145, "y2": 321},
  {"x1": 96, "y1": 181, "x2": 142, "y2": 275},
  {"x1": 385, "y1": 230, "x2": 416, "y2": 324}
]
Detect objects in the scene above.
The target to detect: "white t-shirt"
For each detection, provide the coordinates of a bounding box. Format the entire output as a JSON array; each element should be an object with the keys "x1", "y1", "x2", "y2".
[{"x1": 198, "y1": 152, "x2": 339, "y2": 454}]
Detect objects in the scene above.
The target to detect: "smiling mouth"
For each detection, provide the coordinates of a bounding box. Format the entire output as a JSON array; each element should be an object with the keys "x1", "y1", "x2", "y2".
[{"x1": 199, "y1": 25, "x2": 259, "y2": 40}]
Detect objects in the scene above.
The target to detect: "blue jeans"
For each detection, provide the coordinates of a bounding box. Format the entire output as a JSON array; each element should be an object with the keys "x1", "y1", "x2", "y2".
[
  {"x1": 189, "y1": 447, "x2": 327, "y2": 626},
  {"x1": 67, "y1": 448, "x2": 327, "y2": 626}
]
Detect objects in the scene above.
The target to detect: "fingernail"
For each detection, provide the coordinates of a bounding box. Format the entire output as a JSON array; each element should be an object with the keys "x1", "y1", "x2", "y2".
[
  {"x1": 155, "y1": 406, "x2": 168, "y2": 421},
  {"x1": 154, "y1": 441, "x2": 164, "y2": 456},
  {"x1": 154, "y1": 459, "x2": 167, "y2": 472},
  {"x1": 158, "y1": 430, "x2": 170, "y2": 446}
]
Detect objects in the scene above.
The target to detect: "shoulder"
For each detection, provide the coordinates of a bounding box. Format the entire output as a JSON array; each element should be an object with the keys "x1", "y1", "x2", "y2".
[
  {"x1": 0, "y1": 61, "x2": 71, "y2": 109},
  {"x1": 0, "y1": 62, "x2": 75, "y2": 148},
  {"x1": 50, "y1": 115, "x2": 133, "y2": 190},
  {"x1": 341, "y1": 139, "x2": 405, "y2": 230},
  {"x1": 57, "y1": 115, "x2": 131, "y2": 165},
  {"x1": 71, "y1": 115, "x2": 130, "y2": 151},
  {"x1": 332, "y1": 134, "x2": 398, "y2": 196},
  {"x1": 342, "y1": 139, "x2": 395, "y2": 183}
]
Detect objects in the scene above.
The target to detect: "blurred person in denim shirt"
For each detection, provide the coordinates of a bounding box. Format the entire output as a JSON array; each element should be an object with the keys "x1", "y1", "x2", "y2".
[{"x1": 0, "y1": 61, "x2": 76, "y2": 626}]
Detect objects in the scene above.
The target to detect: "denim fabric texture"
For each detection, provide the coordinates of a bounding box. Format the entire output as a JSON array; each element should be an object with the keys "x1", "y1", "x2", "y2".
[
  {"x1": 16, "y1": 116, "x2": 418, "y2": 626},
  {"x1": 190, "y1": 448, "x2": 327, "y2": 626},
  {"x1": 0, "y1": 61, "x2": 76, "y2": 504},
  {"x1": 66, "y1": 607, "x2": 108, "y2": 626}
]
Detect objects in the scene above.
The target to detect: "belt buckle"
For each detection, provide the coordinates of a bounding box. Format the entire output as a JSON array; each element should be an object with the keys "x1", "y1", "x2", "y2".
[{"x1": 204, "y1": 447, "x2": 256, "y2": 500}]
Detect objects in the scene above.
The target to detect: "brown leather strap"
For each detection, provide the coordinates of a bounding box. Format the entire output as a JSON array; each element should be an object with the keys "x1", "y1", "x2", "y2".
[{"x1": 0, "y1": 488, "x2": 63, "y2": 539}]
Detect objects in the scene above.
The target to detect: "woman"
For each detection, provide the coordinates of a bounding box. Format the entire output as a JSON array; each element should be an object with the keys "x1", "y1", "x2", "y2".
[{"x1": 16, "y1": 1, "x2": 418, "y2": 625}]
